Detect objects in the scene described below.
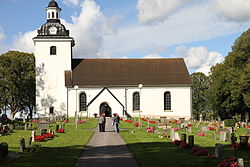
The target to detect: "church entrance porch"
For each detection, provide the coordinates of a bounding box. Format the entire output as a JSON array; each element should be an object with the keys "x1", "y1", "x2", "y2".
[{"x1": 100, "y1": 102, "x2": 112, "y2": 117}]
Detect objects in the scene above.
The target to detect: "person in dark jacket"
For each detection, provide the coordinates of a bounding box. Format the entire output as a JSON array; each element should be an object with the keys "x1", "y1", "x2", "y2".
[{"x1": 113, "y1": 113, "x2": 120, "y2": 133}]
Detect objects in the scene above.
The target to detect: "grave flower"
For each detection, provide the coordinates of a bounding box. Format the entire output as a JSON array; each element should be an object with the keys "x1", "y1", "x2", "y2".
[
  {"x1": 246, "y1": 125, "x2": 250, "y2": 129},
  {"x1": 173, "y1": 140, "x2": 181, "y2": 146},
  {"x1": 173, "y1": 128, "x2": 179, "y2": 131},
  {"x1": 179, "y1": 141, "x2": 189, "y2": 148},
  {"x1": 197, "y1": 133, "x2": 206, "y2": 136},
  {"x1": 209, "y1": 127, "x2": 215, "y2": 130},
  {"x1": 43, "y1": 133, "x2": 54, "y2": 138},
  {"x1": 57, "y1": 129, "x2": 65, "y2": 133},
  {"x1": 217, "y1": 158, "x2": 238, "y2": 167},
  {"x1": 134, "y1": 123, "x2": 139, "y2": 127},
  {"x1": 149, "y1": 121, "x2": 156, "y2": 124},
  {"x1": 187, "y1": 124, "x2": 192, "y2": 127},
  {"x1": 34, "y1": 135, "x2": 46, "y2": 142}
]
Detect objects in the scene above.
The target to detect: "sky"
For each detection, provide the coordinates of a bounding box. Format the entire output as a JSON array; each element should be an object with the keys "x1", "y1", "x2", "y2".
[{"x1": 1, "y1": 0, "x2": 250, "y2": 75}]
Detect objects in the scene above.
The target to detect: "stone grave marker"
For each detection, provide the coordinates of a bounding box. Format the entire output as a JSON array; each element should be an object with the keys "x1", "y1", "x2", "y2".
[
  {"x1": 24, "y1": 124, "x2": 28, "y2": 130},
  {"x1": 61, "y1": 123, "x2": 65, "y2": 130},
  {"x1": 187, "y1": 127, "x2": 192, "y2": 133},
  {"x1": 40, "y1": 129, "x2": 46, "y2": 136},
  {"x1": 188, "y1": 135, "x2": 194, "y2": 148},
  {"x1": 38, "y1": 123, "x2": 50, "y2": 130},
  {"x1": 160, "y1": 116, "x2": 166, "y2": 122},
  {"x1": 55, "y1": 125, "x2": 59, "y2": 132},
  {"x1": 19, "y1": 138, "x2": 25, "y2": 152},
  {"x1": 181, "y1": 134, "x2": 186, "y2": 142},
  {"x1": 28, "y1": 123, "x2": 32, "y2": 129},
  {"x1": 2, "y1": 142, "x2": 8, "y2": 158},
  {"x1": 237, "y1": 158, "x2": 244, "y2": 167},
  {"x1": 215, "y1": 143, "x2": 224, "y2": 160},
  {"x1": 220, "y1": 132, "x2": 227, "y2": 141},
  {"x1": 239, "y1": 136, "x2": 248, "y2": 149},
  {"x1": 174, "y1": 133, "x2": 180, "y2": 141},
  {"x1": 32, "y1": 130, "x2": 36, "y2": 142},
  {"x1": 170, "y1": 131, "x2": 175, "y2": 141},
  {"x1": 212, "y1": 132, "x2": 216, "y2": 140},
  {"x1": 28, "y1": 137, "x2": 32, "y2": 146},
  {"x1": 225, "y1": 128, "x2": 232, "y2": 142},
  {"x1": 201, "y1": 126, "x2": 209, "y2": 132}
]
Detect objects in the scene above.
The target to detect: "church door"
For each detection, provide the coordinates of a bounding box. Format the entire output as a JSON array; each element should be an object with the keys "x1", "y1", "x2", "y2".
[{"x1": 99, "y1": 102, "x2": 112, "y2": 117}]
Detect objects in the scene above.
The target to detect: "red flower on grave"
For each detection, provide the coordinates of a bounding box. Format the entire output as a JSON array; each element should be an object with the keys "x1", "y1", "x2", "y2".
[
  {"x1": 149, "y1": 121, "x2": 156, "y2": 124},
  {"x1": 43, "y1": 133, "x2": 54, "y2": 138},
  {"x1": 197, "y1": 133, "x2": 206, "y2": 136},
  {"x1": 134, "y1": 123, "x2": 139, "y2": 127},
  {"x1": 209, "y1": 127, "x2": 215, "y2": 130},
  {"x1": 212, "y1": 124, "x2": 218, "y2": 127},
  {"x1": 217, "y1": 158, "x2": 238, "y2": 167},
  {"x1": 32, "y1": 120, "x2": 39, "y2": 123},
  {"x1": 34, "y1": 135, "x2": 46, "y2": 142},
  {"x1": 63, "y1": 120, "x2": 68, "y2": 123},
  {"x1": 187, "y1": 124, "x2": 192, "y2": 127},
  {"x1": 173, "y1": 128, "x2": 179, "y2": 131},
  {"x1": 179, "y1": 141, "x2": 189, "y2": 148},
  {"x1": 246, "y1": 125, "x2": 250, "y2": 129},
  {"x1": 57, "y1": 129, "x2": 65, "y2": 133},
  {"x1": 173, "y1": 140, "x2": 182, "y2": 146}
]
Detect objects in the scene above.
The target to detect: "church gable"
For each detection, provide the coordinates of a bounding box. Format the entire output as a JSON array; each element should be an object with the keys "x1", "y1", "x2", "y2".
[{"x1": 65, "y1": 58, "x2": 192, "y2": 87}]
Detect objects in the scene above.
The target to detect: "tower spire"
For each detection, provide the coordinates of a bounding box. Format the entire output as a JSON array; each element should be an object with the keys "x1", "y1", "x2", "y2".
[{"x1": 46, "y1": 0, "x2": 61, "y2": 21}]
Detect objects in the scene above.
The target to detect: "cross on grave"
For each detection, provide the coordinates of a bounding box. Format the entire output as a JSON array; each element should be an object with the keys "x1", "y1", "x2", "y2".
[{"x1": 19, "y1": 138, "x2": 25, "y2": 152}]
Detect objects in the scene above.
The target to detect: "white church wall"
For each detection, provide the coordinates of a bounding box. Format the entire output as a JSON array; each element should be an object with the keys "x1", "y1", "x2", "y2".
[
  {"x1": 67, "y1": 86, "x2": 191, "y2": 119},
  {"x1": 34, "y1": 39, "x2": 73, "y2": 117}
]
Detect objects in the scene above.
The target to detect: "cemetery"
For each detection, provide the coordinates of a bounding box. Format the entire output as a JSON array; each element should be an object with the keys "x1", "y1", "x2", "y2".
[{"x1": 0, "y1": 116, "x2": 97, "y2": 166}]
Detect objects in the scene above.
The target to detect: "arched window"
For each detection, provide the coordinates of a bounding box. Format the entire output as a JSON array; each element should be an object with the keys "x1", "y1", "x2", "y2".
[
  {"x1": 133, "y1": 92, "x2": 140, "y2": 111},
  {"x1": 48, "y1": 12, "x2": 50, "y2": 19},
  {"x1": 79, "y1": 93, "x2": 87, "y2": 111},
  {"x1": 50, "y1": 46, "x2": 56, "y2": 55},
  {"x1": 52, "y1": 12, "x2": 54, "y2": 18},
  {"x1": 164, "y1": 92, "x2": 171, "y2": 110}
]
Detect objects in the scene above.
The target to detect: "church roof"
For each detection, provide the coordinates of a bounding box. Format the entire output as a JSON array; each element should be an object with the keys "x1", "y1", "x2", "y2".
[{"x1": 65, "y1": 58, "x2": 192, "y2": 87}]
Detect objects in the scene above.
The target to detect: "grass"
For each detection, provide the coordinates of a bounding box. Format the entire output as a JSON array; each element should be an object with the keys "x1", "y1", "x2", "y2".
[
  {"x1": 120, "y1": 120, "x2": 250, "y2": 167},
  {"x1": 0, "y1": 117, "x2": 97, "y2": 167}
]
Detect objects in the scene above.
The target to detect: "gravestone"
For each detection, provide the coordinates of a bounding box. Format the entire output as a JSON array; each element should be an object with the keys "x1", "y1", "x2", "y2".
[
  {"x1": 215, "y1": 143, "x2": 224, "y2": 160},
  {"x1": 237, "y1": 158, "x2": 244, "y2": 167},
  {"x1": 24, "y1": 124, "x2": 28, "y2": 130},
  {"x1": 61, "y1": 124, "x2": 65, "y2": 130},
  {"x1": 28, "y1": 123, "x2": 32, "y2": 129},
  {"x1": 55, "y1": 125, "x2": 59, "y2": 132},
  {"x1": 1, "y1": 142, "x2": 8, "y2": 158},
  {"x1": 19, "y1": 138, "x2": 25, "y2": 152},
  {"x1": 201, "y1": 126, "x2": 209, "y2": 132},
  {"x1": 40, "y1": 129, "x2": 46, "y2": 136},
  {"x1": 28, "y1": 137, "x2": 32, "y2": 146},
  {"x1": 38, "y1": 123, "x2": 50, "y2": 130},
  {"x1": 219, "y1": 132, "x2": 226, "y2": 141},
  {"x1": 212, "y1": 132, "x2": 216, "y2": 140},
  {"x1": 170, "y1": 131, "x2": 175, "y2": 141},
  {"x1": 188, "y1": 135, "x2": 194, "y2": 148},
  {"x1": 247, "y1": 129, "x2": 250, "y2": 136},
  {"x1": 160, "y1": 117, "x2": 166, "y2": 122},
  {"x1": 239, "y1": 136, "x2": 248, "y2": 149},
  {"x1": 187, "y1": 127, "x2": 192, "y2": 133},
  {"x1": 225, "y1": 128, "x2": 232, "y2": 142},
  {"x1": 32, "y1": 130, "x2": 36, "y2": 142},
  {"x1": 181, "y1": 134, "x2": 186, "y2": 142},
  {"x1": 174, "y1": 133, "x2": 180, "y2": 141}
]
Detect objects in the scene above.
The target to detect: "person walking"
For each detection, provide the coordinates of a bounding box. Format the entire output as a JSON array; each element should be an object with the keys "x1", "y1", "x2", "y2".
[
  {"x1": 101, "y1": 113, "x2": 106, "y2": 132},
  {"x1": 113, "y1": 113, "x2": 120, "y2": 133},
  {"x1": 98, "y1": 113, "x2": 105, "y2": 132}
]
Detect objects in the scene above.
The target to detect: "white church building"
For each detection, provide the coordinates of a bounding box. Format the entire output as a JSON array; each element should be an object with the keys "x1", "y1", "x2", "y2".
[{"x1": 33, "y1": 0, "x2": 192, "y2": 119}]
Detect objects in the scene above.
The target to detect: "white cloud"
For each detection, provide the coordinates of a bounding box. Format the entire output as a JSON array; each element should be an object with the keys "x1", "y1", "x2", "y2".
[
  {"x1": 143, "y1": 53, "x2": 162, "y2": 59},
  {"x1": 12, "y1": 30, "x2": 37, "y2": 53},
  {"x1": 62, "y1": 0, "x2": 80, "y2": 6},
  {"x1": 175, "y1": 46, "x2": 224, "y2": 75},
  {"x1": 137, "y1": 0, "x2": 196, "y2": 25},
  {"x1": 215, "y1": 0, "x2": 250, "y2": 22}
]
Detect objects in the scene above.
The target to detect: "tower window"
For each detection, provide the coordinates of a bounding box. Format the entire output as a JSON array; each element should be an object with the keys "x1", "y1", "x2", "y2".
[
  {"x1": 56, "y1": 12, "x2": 58, "y2": 19},
  {"x1": 50, "y1": 46, "x2": 56, "y2": 55},
  {"x1": 133, "y1": 92, "x2": 140, "y2": 111},
  {"x1": 49, "y1": 107, "x2": 54, "y2": 114},
  {"x1": 52, "y1": 12, "x2": 54, "y2": 18},
  {"x1": 48, "y1": 12, "x2": 50, "y2": 19}
]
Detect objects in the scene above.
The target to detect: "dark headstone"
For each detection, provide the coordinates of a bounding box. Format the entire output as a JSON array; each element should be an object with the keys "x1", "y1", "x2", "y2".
[
  {"x1": 55, "y1": 125, "x2": 59, "y2": 132},
  {"x1": 1, "y1": 142, "x2": 8, "y2": 158},
  {"x1": 188, "y1": 135, "x2": 194, "y2": 148},
  {"x1": 239, "y1": 136, "x2": 248, "y2": 149},
  {"x1": 215, "y1": 143, "x2": 224, "y2": 160},
  {"x1": 28, "y1": 137, "x2": 32, "y2": 146},
  {"x1": 19, "y1": 138, "x2": 25, "y2": 152},
  {"x1": 61, "y1": 123, "x2": 65, "y2": 130},
  {"x1": 181, "y1": 134, "x2": 187, "y2": 142}
]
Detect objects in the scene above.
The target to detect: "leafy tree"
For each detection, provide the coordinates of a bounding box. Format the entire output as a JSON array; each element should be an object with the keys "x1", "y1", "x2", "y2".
[
  {"x1": 209, "y1": 28, "x2": 250, "y2": 120},
  {"x1": 191, "y1": 72, "x2": 210, "y2": 119},
  {"x1": 0, "y1": 51, "x2": 35, "y2": 120}
]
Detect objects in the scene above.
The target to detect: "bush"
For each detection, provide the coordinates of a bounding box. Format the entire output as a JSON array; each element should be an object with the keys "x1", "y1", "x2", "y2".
[{"x1": 224, "y1": 119, "x2": 236, "y2": 127}]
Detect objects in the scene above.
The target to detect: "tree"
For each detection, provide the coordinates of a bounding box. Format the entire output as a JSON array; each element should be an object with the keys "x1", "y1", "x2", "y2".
[
  {"x1": 191, "y1": 72, "x2": 210, "y2": 119},
  {"x1": 0, "y1": 51, "x2": 35, "y2": 120},
  {"x1": 208, "y1": 28, "x2": 250, "y2": 120}
]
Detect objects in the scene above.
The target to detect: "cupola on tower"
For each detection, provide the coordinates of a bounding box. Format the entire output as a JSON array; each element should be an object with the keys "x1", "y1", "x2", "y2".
[{"x1": 33, "y1": 0, "x2": 75, "y2": 117}]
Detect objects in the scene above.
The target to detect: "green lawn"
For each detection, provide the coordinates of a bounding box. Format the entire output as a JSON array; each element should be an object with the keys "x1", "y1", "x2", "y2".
[
  {"x1": 120, "y1": 120, "x2": 250, "y2": 167},
  {"x1": 0, "y1": 118, "x2": 97, "y2": 167}
]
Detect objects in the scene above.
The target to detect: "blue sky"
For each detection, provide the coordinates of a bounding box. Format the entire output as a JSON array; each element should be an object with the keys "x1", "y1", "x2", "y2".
[{"x1": 0, "y1": 0, "x2": 250, "y2": 74}]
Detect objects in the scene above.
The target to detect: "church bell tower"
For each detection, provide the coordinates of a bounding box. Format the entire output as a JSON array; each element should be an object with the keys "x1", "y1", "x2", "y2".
[{"x1": 33, "y1": 0, "x2": 75, "y2": 117}]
